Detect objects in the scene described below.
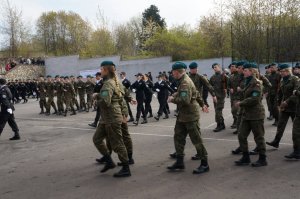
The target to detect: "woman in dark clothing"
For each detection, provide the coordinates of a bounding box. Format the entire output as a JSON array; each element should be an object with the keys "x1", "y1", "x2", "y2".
[{"x1": 144, "y1": 74, "x2": 154, "y2": 118}]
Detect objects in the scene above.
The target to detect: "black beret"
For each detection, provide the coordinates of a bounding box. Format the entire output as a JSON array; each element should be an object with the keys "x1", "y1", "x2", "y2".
[
  {"x1": 135, "y1": 73, "x2": 143, "y2": 77},
  {"x1": 211, "y1": 63, "x2": 219, "y2": 68},
  {"x1": 189, "y1": 62, "x2": 198, "y2": 69},
  {"x1": 46, "y1": 75, "x2": 52, "y2": 78},
  {"x1": 95, "y1": 72, "x2": 101, "y2": 76},
  {"x1": 0, "y1": 78, "x2": 7, "y2": 85},
  {"x1": 295, "y1": 63, "x2": 300, "y2": 68}
]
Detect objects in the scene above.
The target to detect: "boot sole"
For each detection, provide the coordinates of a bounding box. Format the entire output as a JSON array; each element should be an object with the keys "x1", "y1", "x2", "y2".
[
  {"x1": 113, "y1": 173, "x2": 131, "y2": 177},
  {"x1": 100, "y1": 164, "x2": 116, "y2": 173},
  {"x1": 266, "y1": 143, "x2": 279, "y2": 149},
  {"x1": 251, "y1": 163, "x2": 268, "y2": 167},
  {"x1": 235, "y1": 162, "x2": 250, "y2": 166}
]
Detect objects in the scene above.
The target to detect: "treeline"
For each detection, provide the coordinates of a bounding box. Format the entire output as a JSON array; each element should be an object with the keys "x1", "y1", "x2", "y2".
[{"x1": 0, "y1": 0, "x2": 299, "y2": 63}]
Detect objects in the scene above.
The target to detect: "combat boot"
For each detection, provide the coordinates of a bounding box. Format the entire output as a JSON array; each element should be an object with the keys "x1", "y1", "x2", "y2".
[
  {"x1": 233, "y1": 130, "x2": 238, "y2": 135},
  {"x1": 64, "y1": 110, "x2": 68, "y2": 117},
  {"x1": 70, "y1": 110, "x2": 76, "y2": 116},
  {"x1": 266, "y1": 136, "x2": 280, "y2": 148},
  {"x1": 113, "y1": 164, "x2": 131, "y2": 177},
  {"x1": 127, "y1": 117, "x2": 134, "y2": 122},
  {"x1": 39, "y1": 107, "x2": 45, "y2": 114},
  {"x1": 252, "y1": 154, "x2": 267, "y2": 167},
  {"x1": 100, "y1": 155, "x2": 116, "y2": 173},
  {"x1": 231, "y1": 119, "x2": 237, "y2": 129},
  {"x1": 267, "y1": 114, "x2": 273, "y2": 120},
  {"x1": 163, "y1": 114, "x2": 169, "y2": 119},
  {"x1": 213, "y1": 123, "x2": 224, "y2": 132},
  {"x1": 169, "y1": 152, "x2": 177, "y2": 159},
  {"x1": 235, "y1": 152, "x2": 250, "y2": 166},
  {"x1": 191, "y1": 154, "x2": 201, "y2": 160},
  {"x1": 154, "y1": 114, "x2": 160, "y2": 121},
  {"x1": 284, "y1": 150, "x2": 300, "y2": 160},
  {"x1": 118, "y1": 153, "x2": 135, "y2": 166},
  {"x1": 193, "y1": 159, "x2": 209, "y2": 174},
  {"x1": 213, "y1": 123, "x2": 220, "y2": 132},
  {"x1": 231, "y1": 147, "x2": 242, "y2": 155},
  {"x1": 167, "y1": 156, "x2": 185, "y2": 171},
  {"x1": 272, "y1": 120, "x2": 278, "y2": 126},
  {"x1": 96, "y1": 156, "x2": 107, "y2": 164},
  {"x1": 148, "y1": 113, "x2": 153, "y2": 118},
  {"x1": 249, "y1": 147, "x2": 258, "y2": 155}
]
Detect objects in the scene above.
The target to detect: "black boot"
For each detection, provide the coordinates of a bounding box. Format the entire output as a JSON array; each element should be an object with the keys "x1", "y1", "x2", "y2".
[
  {"x1": 9, "y1": 132, "x2": 20, "y2": 141},
  {"x1": 213, "y1": 123, "x2": 220, "y2": 132},
  {"x1": 193, "y1": 159, "x2": 209, "y2": 174},
  {"x1": 213, "y1": 123, "x2": 224, "y2": 132},
  {"x1": 148, "y1": 113, "x2": 153, "y2": 118},
  {"x1": 100, "y1": 155, "x2": 116, "y2": 173},
  {"x1": 191, "y1": 154, "x2": 201, "y2": 160},
  {"x1": 285, "y1": 150, "x2": 300, "y2": 160},
  {"x1": 163, "y1": 114, "x2": 169, "y2": 119},
  {"x1": 233, "y1": 130, "x2": 238, "y2": 135},
  {"x1": 127, "y1": 117, "x2": 134, "y2": 122},
  {"x1": 89, "y1": 123, "x2": 97, "y2": 128},
  {"x1": 113, "y1": 164, "x2": 131, "y2": 177},
  {"x1": 266, "y1": 137, "x2": 280, "y2": 148},
  {"x1": 96, "y1": 156, "x2": 107, "y2": 164},
  {"x1": 267, "y1": 114, "x2": 273, "y2": 120},
  {"x1": 235, "y1": 152, "x2": 251, "y2": 166},
  {"x1": 141, "y1": 118, "x2": 148, "y2": 124},
  {"x1": 64, "y1": 110, "x2": 67, "y2": 117},
  {"x1": 133, "y1": 119, "x2": 139, "y2": 126},
  {"x1": 231, "y1": 119, "x2": 237, "y2": 129},
  {"x1": 249, "y1": 147, "x2": 258, "y2": 155},
  {"x1": 272, "y1": 120, "x2": 278, "y2": 126},
  {"x1": 39, "y1": 108, "x2": 44, "y2": 114},
  {"x1": 169, "y1": 152, "x2": 177, "y2": 159},
  {"x1": 70, "y1": 110, "x2": 76, "y2": 116},
  {"x1": 231, "y1": 147, "x2": 242, "y2": 155},
  {"x1": 154, "y1": 114, "x2": 160, "y2": 121},
  {"x1": 118, "y1": 153, "x2": 135, "y2": 166},
  {"x1": 167, "y1": 156, "x2": 185, "y2": 171},
  {"x1": 252, "y1": 154, "x2": 267, "y2": 167}
]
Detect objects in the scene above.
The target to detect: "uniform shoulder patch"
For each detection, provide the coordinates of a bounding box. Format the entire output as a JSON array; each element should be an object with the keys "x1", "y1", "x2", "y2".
[
  {"x1": 252, "y1": 91, "x2": 259, "y2": 97},
  {"x1": 180, "y1": 91, "x2": 188, "y2": 97},
  {"x1": 101, "y1": 90, "x2": 109, "y2": 97}
]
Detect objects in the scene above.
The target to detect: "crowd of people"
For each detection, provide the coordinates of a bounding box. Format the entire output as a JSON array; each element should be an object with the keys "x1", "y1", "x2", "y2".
[
  {"x1": 1, "y1": 60, "x2": 300, "y2": 178},
  {"x1": 1, "y1": 57, "x2": 45, "y2": 73}
]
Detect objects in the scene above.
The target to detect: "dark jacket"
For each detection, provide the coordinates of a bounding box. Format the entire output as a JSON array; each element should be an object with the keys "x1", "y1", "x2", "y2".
[
  {"x1": 0, "y1": 85, "x2": 15, "y2": 113},
  {"x1": 131, "y1": 80, "x2": 146, "y2": 102}
]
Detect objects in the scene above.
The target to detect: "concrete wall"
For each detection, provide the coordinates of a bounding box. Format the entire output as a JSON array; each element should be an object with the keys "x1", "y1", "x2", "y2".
[{"x1": 45, "y1": 55, "x2": 232, "y2": 82}]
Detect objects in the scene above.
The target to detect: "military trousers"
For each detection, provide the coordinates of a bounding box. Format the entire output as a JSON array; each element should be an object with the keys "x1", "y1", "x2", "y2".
[
  {"x1": 213, "y1": 97, "x2": 225, "y2": 124},
  {"x1": 0, "y1": 112, "x2": 19, "y2": 135},
  {"x1": 46, "y1": 96, "x2": 57, "y2": 113},
  {"x1": 93, "y1": 123, "x2": 129, "y2": 164},
  {"x1": 230, "y1": 99, "x2": 239, "y2": 124},
  {"x1": 238, "y1": 119, "x2": 266, "y2": 155},
  {"x1": 174, "y1": 120, "x2": 208, "y2": 160},
  {"x1": 56, "y1": 95, "x2": 64, "y2": 112},
  {"x1": 78, "y1": 93, "x2": 86, "y2": 110},
  {"x1": 292, "y1": 117, "x2": 300, "y2": 151},
  {"x1": 275, "y1": 111, "x2": 296, "y2": 141},
  {"x1": 86, "y1": 93, "x2": 93, "y2": 109},
  {"x1": 39, "y1": 95, "x2": 46, "y2": 110},
  {"x1": 269, "y1": 94, "x2": 279, "y2": 120}
]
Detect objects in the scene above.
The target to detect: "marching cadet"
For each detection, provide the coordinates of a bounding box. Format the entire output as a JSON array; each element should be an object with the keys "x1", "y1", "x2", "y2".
[
  {"x1": 167, "y1": 62, "x2": 209, "y2": 174},
  {"x1": 266, "y1": 64, "x2": 299, "y2": 149},
  {"x1": 234, "y1": 62, "x2": 267, "y2": 167},
  {"x1": 85, "y1": 75, "x2": 95, "y2": 112},
  {"x1": 37, "y1": 76, "x2": 47, "y2": 114},
  {"x1": 188, "y1": 62, "x2": 216, "y2": 111},
  {"x1": 63, "y1": 76, "x2": 76, "y2": 116},
  {"x1": 210, "y1": 63, "x2": 228, "y2": 132},
  {"x1": 265, "y1": 65, "x2": 274, "y2": 120},
  {"x1": 285, "y1": 85, "x2": 300, "y2": 159},
  {"x1": 267, "y1": 63, "x2": 281, "y2": 126},
  {"x1": 153, "y1": 74, "x2": 174, "y2": 121},
  {"x1": 131, "y1": 73, "x2": 147, "y2": 125},
  {"x1": 55, "y1": 75, "x2": 64, "y2": 115},
  {"x1": 0, "y1": 78, "x2": 20, "y2": 140},
  {"x1": 45, "y1": 75, "x2": 58, "y2": 116},
  {"x1": 294, "y1": 63, "x2": 300, "y2": 78},
  {"x1": 70, "y1": 76, "x2": 80, "y2": 111},
  {"x1": 93, "y1": 61, "x2": 131, "y2": 178},
  {"x1": 120, "y1": 72, "x2": 134, "y2": 122},
  {"x1": 76, "y1": 75, "x2": 86, "y2": 112},
  {"x1": 89, "y1": 72, "x2": 103, "y2": 128},
  {"x1": 228, "y1": 61, "x2": 240, "y2": 129},
  {"x1": 19, "y1": 81, "x2": 28, "y2": 103},
  {"x1": 144, "y1": 73, "x2": 154, "y2": 118}
]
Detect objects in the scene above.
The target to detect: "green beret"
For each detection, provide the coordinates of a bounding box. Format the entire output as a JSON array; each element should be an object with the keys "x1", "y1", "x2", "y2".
[
  {"x1": 189, "y1": 62, "x2": 198, "y2": 69},
  {"x1": 77, "y1": 75, "x2": 82, "y2": 78},
  {"x1": 101, "y1": 61, "x2": 115, "y2": 67},
  {"x1": 70, "y1": 75, "x2": 74, "y2": 78},
  {"x1": 55, "y1": 75, "x2": 60, "y2": 78},
  {"x1": 212, "y1": 63, "x2": 219, "y2": 68},
  {"x1": 237, "y1": 61, "x2": 246, "y2": 67},
  {"x1": 60, "y1": 76, "x2": 65, "y2": 78},
  {"x1": 46, "y1": 75, "x2": 52, "y2": 78},
  {"x1": 86, "y1": 75, "x2": 91, "y2": 78},
  {"x1": 64, "y1": 76, "x2": 69, "y2": 79},
  {"x1": 270, "y1": 62, "x2": 277, "y2": 66},
  {"x1": 243, "y1": 62, "x2": 258, "y2": 69},
  {"x1": 278, "y1": 63, "x2": 291, "y2": 70},
  {"x1": 231, "y1": 61, "x2": 238, "y2": 65},
  {"x1": 172, "y1": 62, "x2": 187, "y2": 70},
  {"x1": 295, "y1": 63, "x2": 300, "y2": 68}
]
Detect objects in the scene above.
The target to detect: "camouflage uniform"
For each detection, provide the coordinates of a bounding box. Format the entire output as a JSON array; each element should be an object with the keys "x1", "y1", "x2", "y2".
[
  {"x1": 85, "y1": 80, "x2": 95, "y2": 111},
  {"x1": 228, "y1": 71, "x2": 241, "y2": 127},
  {"x1": 63, "y1": 81, "x2": 76, "y2": 116},
  {"x1": 45, "y1": 80, "x2": 57, "y2": 114},
  {"x1": 71, "y1": 80, "x2": 80, "y2": 110},
  {"x1": 37, "y1": 81, "x2": 47, "y2": 113},
  {"x1": 267, "y1": 71, "x2": 281, "y2": 123},
  {"x1": 55, "y1": 80, "x2": 65, "y2": 114},
  {"x1": 77, "y1": 79, "x2": 86, "y2": 111}
]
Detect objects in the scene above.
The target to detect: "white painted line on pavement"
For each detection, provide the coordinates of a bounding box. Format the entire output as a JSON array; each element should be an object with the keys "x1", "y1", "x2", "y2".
[{"x1": 33, "y1": 125, "x2": 293, "y2": 146}]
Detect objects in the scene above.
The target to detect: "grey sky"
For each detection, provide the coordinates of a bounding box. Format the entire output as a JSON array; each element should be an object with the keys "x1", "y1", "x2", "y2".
[{"x1": 10, "y1": 0, "x2": 216, "y2": 28}]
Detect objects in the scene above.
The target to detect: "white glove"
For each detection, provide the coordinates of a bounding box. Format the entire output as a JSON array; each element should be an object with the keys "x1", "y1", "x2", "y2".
[
  {"x1": 7, "y1": 108, "x2": 13, "y2": 114},
  {"x1": 156, "y1": 88, "x2": 160, "y2": 92},
  {"x1": 132, "y1": 89, "x2": 136, "y2": 93}
]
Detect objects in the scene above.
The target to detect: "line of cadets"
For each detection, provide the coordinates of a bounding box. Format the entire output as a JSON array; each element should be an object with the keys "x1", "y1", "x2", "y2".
[{"x1": 32, "y1": 60, "x2": 300, "y2": 177}]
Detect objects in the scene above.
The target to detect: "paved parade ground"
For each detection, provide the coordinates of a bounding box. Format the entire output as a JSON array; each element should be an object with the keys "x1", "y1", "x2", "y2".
[{"x1": 0, "y1": 97, "x2": 299, "y2": 199}]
